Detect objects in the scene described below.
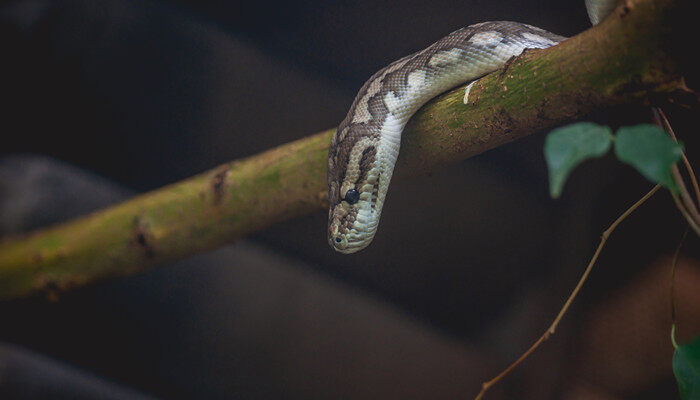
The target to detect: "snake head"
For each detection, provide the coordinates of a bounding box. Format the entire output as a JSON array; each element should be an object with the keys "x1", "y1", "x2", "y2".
[
  {"x1": 327, "y1": 181, "x2": 378, "y2": 253},
  {"x1": 327, "y1": 181, "x2": 380, "y2": 253},
  {"x1": 327, "y1": 125, "x2": 383, "y2": 253}
]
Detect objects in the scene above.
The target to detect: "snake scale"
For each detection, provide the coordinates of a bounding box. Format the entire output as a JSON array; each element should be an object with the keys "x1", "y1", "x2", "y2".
[{"x1": 327, "y1": 0, "x2": 619, "y2": 253}]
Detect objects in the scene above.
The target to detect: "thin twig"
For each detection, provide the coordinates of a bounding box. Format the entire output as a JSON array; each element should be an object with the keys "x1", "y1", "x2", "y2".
[
  {"x1": 655, "y1": 108, "x2": 700, "y2": 205},
  {"x1": 671, "y1": 193, "x2": 700, "y2": 236},
  {"x1": 669, "y1": 226, "x2": 688, "y2": 336},
  {"x1": 680, "y1": 156, "x2": 700, "y2": 206},
  {"x1": 671, "y1": 164, "x2": 700, "y2": 222},
  {"x1": 652, "y1": 108, "x2": 700, "y2": 232},
  {"x1": 474, "y1": 185, "x2": 661, "y2": 400}
]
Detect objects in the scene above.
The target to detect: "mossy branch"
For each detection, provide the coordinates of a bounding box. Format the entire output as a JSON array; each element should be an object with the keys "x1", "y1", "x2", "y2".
[{"x1": 0, "y1": 0, "x2": 695, "y2": 300}]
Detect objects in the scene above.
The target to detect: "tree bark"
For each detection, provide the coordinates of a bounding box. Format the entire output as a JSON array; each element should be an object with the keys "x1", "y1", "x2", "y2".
[{"x1": 0, "y1": 0, "x2": 695, "y2": 300}]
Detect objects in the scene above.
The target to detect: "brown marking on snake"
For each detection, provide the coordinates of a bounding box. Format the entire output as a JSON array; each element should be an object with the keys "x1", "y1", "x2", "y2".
[
  {"x1": 356, "y1": 146, "x2": 376, "y2": 185},
  {"x1": 351, "y1": 56, "x2": 413, "y2": 124},
  {"x1": 371, "y1": 172, "x2": 381, "y2": 210}
]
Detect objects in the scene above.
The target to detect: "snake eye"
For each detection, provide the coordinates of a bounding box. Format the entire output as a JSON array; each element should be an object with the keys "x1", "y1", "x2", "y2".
[{"x1": 344, "y1": 189, "x2": 360, "y2": 205}]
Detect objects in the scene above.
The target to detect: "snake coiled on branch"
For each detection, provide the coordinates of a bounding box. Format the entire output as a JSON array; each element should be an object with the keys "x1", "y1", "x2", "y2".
[{"x1": 327, "y1": 0, "x2": 619, "y2": 253}]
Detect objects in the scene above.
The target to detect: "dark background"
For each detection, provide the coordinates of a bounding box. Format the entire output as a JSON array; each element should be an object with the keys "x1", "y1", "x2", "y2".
[{"x1": 1, "y1": 0, "x2": 699, "y2": 399}]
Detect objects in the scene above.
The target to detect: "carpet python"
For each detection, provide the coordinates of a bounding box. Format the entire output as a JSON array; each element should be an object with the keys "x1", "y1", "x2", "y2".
[{"x1": 328, "y1": 0, "x2": 619, "y2": 253}]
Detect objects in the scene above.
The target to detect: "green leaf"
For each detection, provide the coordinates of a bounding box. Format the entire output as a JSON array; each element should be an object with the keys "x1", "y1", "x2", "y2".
[
  {"x1": 614, "y1": 124, "x2": 684, "y2": 192},
  {"x1": 673, "y1": 335, "x2": 700, "y2": 400},
  {"x1": 544, "y1": 122, "x2": 613, "y2": 198}
]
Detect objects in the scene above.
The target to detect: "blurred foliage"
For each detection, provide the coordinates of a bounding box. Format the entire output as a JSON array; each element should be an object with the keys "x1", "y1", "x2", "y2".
[
  {"x1": 545, "y1": 123, "x2": 683, "y2": 197},
  {"x1": 673, "y1": 334, "x2": 700, "y2": 400},
  {"x1": 544, "y1": 122, "x2": 613, "y2": 198}
]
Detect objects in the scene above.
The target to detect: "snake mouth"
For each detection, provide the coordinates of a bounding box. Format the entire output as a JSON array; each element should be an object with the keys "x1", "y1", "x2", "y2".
[
  {"x1": 328, "y1": 220, "x2": 378, "y2": 254},
  {"x1": 331, "y1": 235, "x2": 370, "y2": 254},
  {"x1": 328, "y1": 201, "x2": 378, "y2": 254}
]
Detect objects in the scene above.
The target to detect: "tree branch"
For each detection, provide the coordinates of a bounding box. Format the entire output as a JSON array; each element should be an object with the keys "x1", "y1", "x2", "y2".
[{"x1": 0, "y1": 0, "x2": 694, "y2": 300}]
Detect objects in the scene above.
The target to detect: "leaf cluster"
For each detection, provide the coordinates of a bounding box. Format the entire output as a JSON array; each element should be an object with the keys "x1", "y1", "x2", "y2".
[
  {"x1": 544, "y1": 123, "x2": 684, "y2": 198},
  {"x1": 545, "y1": 122, "x2": 699, "y2": 398}
]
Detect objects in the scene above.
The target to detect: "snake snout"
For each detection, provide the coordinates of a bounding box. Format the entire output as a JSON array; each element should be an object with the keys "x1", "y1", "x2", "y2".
[{"x1": 328, "y1": 217, "x2": 349, "y2": 251}]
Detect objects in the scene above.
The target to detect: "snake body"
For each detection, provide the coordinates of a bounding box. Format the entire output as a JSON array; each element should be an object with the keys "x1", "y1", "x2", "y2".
[{"x1": 327, "y1": 1, "x2": 618, "y2": 253}]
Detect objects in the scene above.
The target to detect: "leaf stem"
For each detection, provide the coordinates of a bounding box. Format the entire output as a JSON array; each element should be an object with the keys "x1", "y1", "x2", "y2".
[
  {"x1": 671, "y1": 324, "x2": 679, "y2": 350},
  {"x1": 474, "y1": 185, "x2": 661, "y2": 400}
]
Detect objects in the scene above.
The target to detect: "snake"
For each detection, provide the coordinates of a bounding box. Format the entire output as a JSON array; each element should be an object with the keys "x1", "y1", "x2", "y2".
[{"x1": 327, "y1": 0, "x2": 619, "y2": 253}]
